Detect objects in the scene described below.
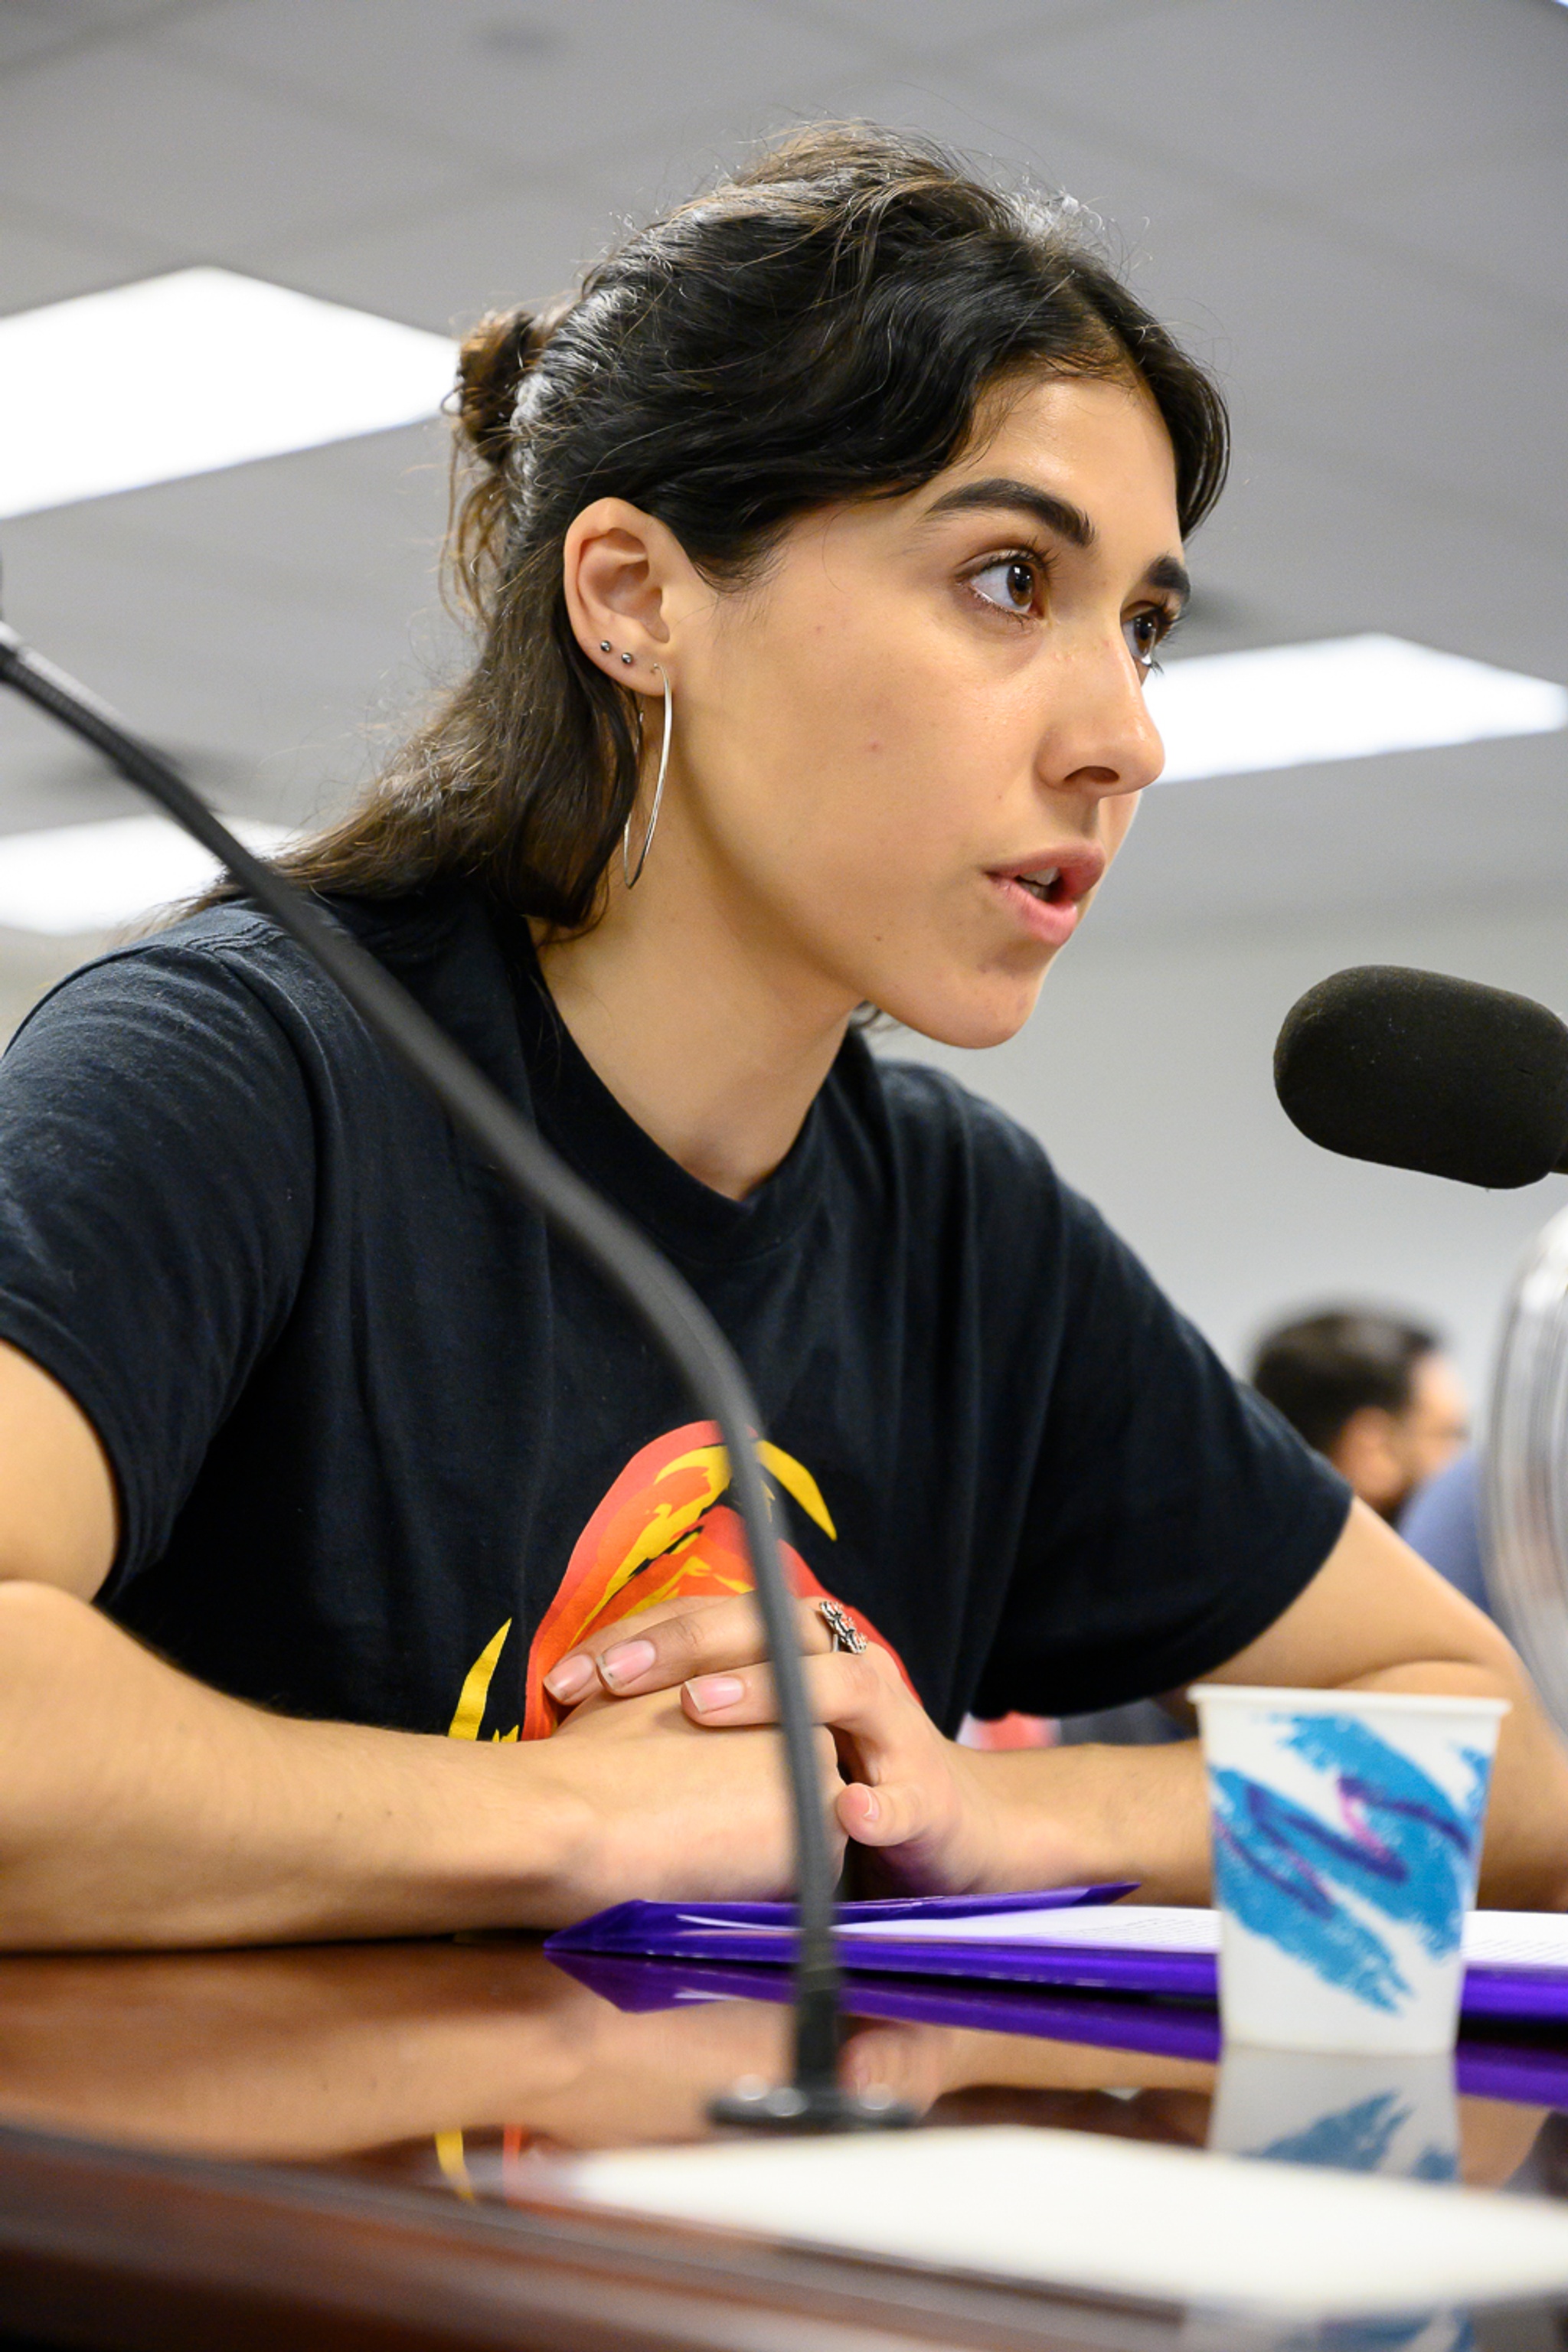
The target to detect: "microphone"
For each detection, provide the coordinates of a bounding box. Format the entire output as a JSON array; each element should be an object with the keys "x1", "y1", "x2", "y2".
[
  {"x1": 1275, "y1": 964, "x2": 1568, "y2": 1189},
  {"x1": 0, "y1": 606, "x2": 908, "y2": 2134}
]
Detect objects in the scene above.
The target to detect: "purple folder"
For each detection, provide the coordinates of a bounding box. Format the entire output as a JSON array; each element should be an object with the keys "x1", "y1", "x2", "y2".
[
  {"x1": 550, "y1": 1947, "x2": 1568, "y2": 2111},
  {"x1": 543, "y1": 1885, "x2": 1568, "y2": 2027}
]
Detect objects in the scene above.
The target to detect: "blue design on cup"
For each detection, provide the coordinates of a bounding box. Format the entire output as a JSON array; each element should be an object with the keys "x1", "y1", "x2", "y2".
[
  {"x1": 1210, "y1": 1715, "x2": 1492, "y2": 2011},
  {"x1": 1256, "y1": 2089, "x2": 1457, "y2": 2182},
  {"x1": 1260, "y1": 2088, "x2": 1408, "y2": 2170},
  {"x1": 1319, "y1": 2318, "x2": 1472, "y2": 2352}
]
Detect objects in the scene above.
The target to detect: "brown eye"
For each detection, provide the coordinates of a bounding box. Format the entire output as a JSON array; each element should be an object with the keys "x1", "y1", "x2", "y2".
[
  {"x1": 1124, "y1": 609, "x2": 1165, "y2": 671},
  {"x1": 972, "y1": 557, "x2": 1039, "y2": 614}
]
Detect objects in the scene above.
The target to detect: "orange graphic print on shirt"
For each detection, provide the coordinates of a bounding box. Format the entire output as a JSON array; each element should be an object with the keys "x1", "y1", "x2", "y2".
[{"x1": 447, "y1": 1420, "x2": 910, "y2": 1743}]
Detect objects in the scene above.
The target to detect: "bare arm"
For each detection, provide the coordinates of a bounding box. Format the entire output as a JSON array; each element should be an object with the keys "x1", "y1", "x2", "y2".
[
  {"x1": 0, "y1": 1344, "x2": 836, "y2": 1949},
  {"x1": 965, "y1": 1502, "x2": 1568, "y2": 1909},
  {"x1": 0, "y1": 1576, "x2": 854, "y2": 1947}
]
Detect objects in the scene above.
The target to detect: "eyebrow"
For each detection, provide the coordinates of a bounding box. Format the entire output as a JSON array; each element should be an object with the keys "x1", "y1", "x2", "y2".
[
  {"x1": 925, "y1": 475, "x2": 1096, "y2": 549},
  {"x1": 923, "y1": 475, "x2": 1192, "y2": 610}
]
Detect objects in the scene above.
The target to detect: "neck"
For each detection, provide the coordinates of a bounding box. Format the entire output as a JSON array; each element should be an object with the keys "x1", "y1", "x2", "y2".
[{"x1": 535, "y1": 818, "x2": 856, "y2": 1203}]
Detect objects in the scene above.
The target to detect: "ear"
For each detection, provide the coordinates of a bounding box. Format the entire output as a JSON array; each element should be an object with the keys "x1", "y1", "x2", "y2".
[{"x1": 562, "y1": 498, "x2": 704, "y2": 694}]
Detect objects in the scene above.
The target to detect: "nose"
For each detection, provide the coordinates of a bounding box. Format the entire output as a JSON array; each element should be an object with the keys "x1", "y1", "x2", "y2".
[{"x1": 1040, "y1": 632, "x2": 1165, "y2": 801}]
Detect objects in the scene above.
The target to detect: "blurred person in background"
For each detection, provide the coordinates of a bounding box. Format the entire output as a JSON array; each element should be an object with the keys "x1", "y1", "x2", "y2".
[
  {"x1": 1256, "y1": 1307, "x2": 1491, "y2": 1618},
  {"x1": 1250, "y1": 1308, "x2": 1469, "y2": 1525}
]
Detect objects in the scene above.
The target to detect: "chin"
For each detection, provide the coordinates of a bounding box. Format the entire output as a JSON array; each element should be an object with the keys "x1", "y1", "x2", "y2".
[{"x1": 880, "y1": 973, "x2": 1047, "y2": 1054}]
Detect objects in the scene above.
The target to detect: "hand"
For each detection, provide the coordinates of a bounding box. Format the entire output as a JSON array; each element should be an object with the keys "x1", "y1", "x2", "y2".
[
  {"x1": 537, "y1": 1681, "x2": 847, "y2": 1915},
  {"x1": 542, "y1": 1591, "x2": 846, "y2": 1709},
  {"x1": 678, "y1": 1642, "x2": 1002, "y2": 1895},
  {"x1": 540, "y1": 1589, "x2": 1088, "y2": 1897}
]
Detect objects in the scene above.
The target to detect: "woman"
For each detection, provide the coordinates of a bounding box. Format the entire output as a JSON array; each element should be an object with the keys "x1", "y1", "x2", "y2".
[{"x1": 0, "y1": 126, "x2": 1561, "y2": 1948}]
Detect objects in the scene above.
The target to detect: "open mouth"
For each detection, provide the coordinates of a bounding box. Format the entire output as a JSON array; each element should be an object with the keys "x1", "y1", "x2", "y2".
[
  {"x1": 985, "y1": 848, "x2": 1106, "y2": 943},
  {"x1": 991, "y1": 848, "x2": 1104, "y2": 904}
]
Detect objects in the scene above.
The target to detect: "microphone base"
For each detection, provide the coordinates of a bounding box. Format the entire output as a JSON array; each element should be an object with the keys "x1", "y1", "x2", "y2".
[{"x1": 708, "y1": 2078, "x2": 919, "y2": 2133}]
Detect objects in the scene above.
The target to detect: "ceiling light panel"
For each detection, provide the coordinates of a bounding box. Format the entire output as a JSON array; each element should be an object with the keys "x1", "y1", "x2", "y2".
[
  {"x1": 0, "y1": 269, "x2": 458, "y2": 519},
  {"x1": 0, "y1": 815, "x2": 294, "y2": 936},
  {"x1": 1145, "y1": 635, "x2": 1568, "y2": 785}
]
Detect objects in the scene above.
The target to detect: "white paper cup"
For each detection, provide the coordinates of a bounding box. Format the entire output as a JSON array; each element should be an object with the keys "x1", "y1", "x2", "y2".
[{"x1": 1190, "y1": 1684, "x2": 1508, "y2": 2055}]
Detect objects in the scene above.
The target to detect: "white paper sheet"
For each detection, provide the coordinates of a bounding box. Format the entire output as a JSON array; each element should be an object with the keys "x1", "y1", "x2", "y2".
[
  {"x1": 845, "y1": 1903, "x2": 1221, "y2": 1949},
  {"x1": 1464, "y1": 1911, "x2": 1568, "y2": 1967},
  {"x1": 833, "y1": 1905, "x2": 1568, "y2": 1968},
  {"x1": 573, "y1": 2125, "x2": 1568, "y2": 2316}
]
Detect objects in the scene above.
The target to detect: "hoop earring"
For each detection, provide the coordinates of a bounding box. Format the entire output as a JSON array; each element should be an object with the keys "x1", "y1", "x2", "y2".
[{"x1": 622, "y1": 664, "x2": 671, "y2": 890}]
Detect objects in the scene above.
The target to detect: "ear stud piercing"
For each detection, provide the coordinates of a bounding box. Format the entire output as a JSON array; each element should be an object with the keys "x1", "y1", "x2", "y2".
[{"x1": 599, "y1": 639, "x2": 611, "y2": 653}]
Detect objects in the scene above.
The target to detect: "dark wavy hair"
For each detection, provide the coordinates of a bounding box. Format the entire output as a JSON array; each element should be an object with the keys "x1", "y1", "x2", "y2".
[{"x1": 273, "y1": 123, "x2": 1228, "y2": 933}]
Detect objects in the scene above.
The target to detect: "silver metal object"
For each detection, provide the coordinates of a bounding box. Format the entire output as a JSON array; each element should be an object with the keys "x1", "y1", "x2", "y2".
[
  {"x1": 621, "y1": 663, "x2": 671, "y2": 890},
  {"x1": 816, "y1": 1598, "x2": 867, "y2": 1655},
  {"x1": 1488, "y1": 1202, "x2": 1568, "y2": 1733}
]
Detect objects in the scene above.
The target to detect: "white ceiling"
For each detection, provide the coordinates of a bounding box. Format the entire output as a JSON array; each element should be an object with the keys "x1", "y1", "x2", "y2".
[{"x1": 0, "y1": 0, "x2": 1564, "y2": 943}]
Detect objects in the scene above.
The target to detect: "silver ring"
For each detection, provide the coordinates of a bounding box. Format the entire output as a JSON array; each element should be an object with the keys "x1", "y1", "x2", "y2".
[{"x1": 816, "y1": 1599, "x2": 867, "y2": 1655}]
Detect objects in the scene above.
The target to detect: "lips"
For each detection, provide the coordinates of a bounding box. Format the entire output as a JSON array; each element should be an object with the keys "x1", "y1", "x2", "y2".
[
  {"x1": 985, "y1": 845, "x2": 1106, "y2": 948},
  {"x1": 993, "y1": 848, "x2": 1106, "y2": 904}
]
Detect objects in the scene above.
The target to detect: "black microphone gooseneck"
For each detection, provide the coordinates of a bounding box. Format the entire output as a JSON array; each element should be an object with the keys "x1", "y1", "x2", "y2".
[{"x1": 0, "y1": 613, "x2": 907, "y2": 2133}]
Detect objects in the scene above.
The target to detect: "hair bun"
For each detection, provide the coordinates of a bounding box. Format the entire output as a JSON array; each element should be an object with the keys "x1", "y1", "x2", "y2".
[{"x1": 456, "y1": 306, "x2": 544, "y2": 471}]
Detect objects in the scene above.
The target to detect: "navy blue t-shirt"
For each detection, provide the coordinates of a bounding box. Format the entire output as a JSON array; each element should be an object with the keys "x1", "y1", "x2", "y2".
[{"x1": 0, "y1": 884, "x2": 1349, "y2": 1741}]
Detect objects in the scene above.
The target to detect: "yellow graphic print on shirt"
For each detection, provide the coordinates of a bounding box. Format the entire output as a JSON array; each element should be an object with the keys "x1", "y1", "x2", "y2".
[{"x1": 446, "y1": 1419, "x2": 910, "y2": 1744}]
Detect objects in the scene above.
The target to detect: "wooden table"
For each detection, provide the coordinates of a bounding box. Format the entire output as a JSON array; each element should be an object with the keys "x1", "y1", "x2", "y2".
[{"x1": 0, "y1": 1937, "x2": 1559, "y2": 2351}]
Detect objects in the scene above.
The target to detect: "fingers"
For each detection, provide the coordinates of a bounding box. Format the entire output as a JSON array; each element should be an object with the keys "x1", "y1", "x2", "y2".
[
  {"x1": 835, "y1": 1777, "x2": 932, "y2": 1848},
  {"x1": 542, "y1": 1594, "x2": 733, "y2": 1707},
  {"x1": 839, "y1": 2021, "x2": 951, "y2": 2113},
  {"x1": 681, "y1": 1645, "x2": 903, "y2": 1736},
  {"x1": 544, "y1": 1592, "x2": 832, "y2": 1707},
  {"x1": 680, "y1": 1651, "x2": 962, "y2": 1868}
]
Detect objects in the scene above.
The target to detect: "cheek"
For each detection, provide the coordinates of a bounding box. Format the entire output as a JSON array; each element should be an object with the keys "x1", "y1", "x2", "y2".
[
  {"x1": 701, "y1": 564, "x2": 1020, "y2": 911},
  {"x1": 713, "y1": 587, "x2": 874, "y2": 784},
  {"x1": 740, "y1": 627, "x2": 953, "y2": 858}
]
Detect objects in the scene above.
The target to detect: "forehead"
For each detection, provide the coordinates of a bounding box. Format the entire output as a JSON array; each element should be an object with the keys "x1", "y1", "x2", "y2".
[
  {"x1": 946, "y1": 371, "x2": 1182, "y2": 531},
  {"x1": 1411, "y1": 1353, "x2": 1468, "y2": 1413}
]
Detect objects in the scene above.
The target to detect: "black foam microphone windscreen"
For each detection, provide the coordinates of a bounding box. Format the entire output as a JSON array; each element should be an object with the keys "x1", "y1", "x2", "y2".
[{"x1": 1275, "y1": 964, "x2": 1568, "y2": 1189}]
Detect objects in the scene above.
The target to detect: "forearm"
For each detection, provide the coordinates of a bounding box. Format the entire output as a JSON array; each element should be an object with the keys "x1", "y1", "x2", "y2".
[
  {"x1": 0, "y1": 1582, "x2": 592, "y2": 1949},
  {"x1": 963, "y1": 1658, "x2": 1568, "y2": 1913},
  {"x1": 959, "y1": 1737, "x2": 1210, "y2": 1905}
]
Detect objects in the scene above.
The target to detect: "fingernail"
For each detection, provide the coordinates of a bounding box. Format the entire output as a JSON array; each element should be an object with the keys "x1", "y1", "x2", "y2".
[
  {"x1": 543, "y1": 1654, "x2": 594, "y2": 1702},
  {"x1": 858, "y1": 1791, "x2": 880, "y2": 1824},
  {"x1": 599, "y1": 1638, "x2": 657, "y2": 1688},
  {"x1": 684, "y1": 1674, "x2": 746, "y2": 1714}
]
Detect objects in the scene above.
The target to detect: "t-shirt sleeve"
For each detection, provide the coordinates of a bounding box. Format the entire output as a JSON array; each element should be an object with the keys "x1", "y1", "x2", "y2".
[
  {"x1": 971, "y1": 1171, "x2": 1353, "y2": 1720},
  {"x1": 0, "y1": 939, "x2": 316, "y2": 1590}
]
